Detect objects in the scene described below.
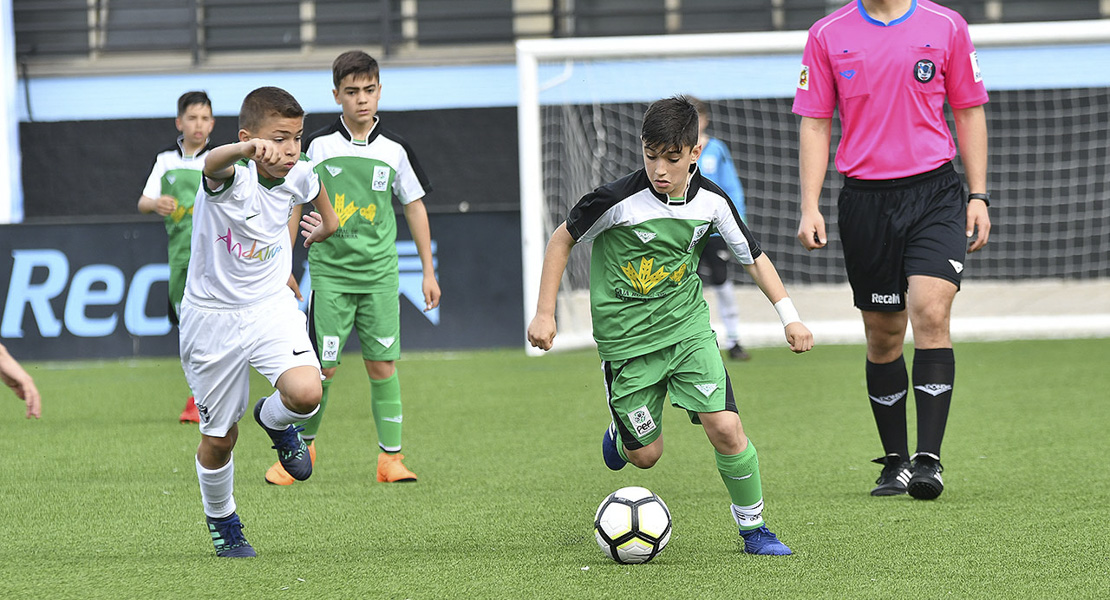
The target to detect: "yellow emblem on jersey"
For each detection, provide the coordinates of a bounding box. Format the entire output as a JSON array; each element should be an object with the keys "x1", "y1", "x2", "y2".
[
  {"x1": 360, "y1": 204, "x2": 377, "y2": 222},
  {"x1": 333, "y1": 193, "x2": 358, "y2": 227},
  {"x1": 669, "y1": 263, "x2": 687, "y2": 283},
  {"x1": 621, "y1": 257, "x2": 670, "y2": 295},
  {"x1": 169, "y1": 204, "x2": 192, "y2": 223}
]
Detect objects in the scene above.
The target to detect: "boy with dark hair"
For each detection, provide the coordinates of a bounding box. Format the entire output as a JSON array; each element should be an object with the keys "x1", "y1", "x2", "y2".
[
  {"x1": 183, "y1": 86, "x2": 338, "y2": 557},
  {"x1": 137, "y1": 90, "x2": 214, "y2": 423},
  {"x1": 528, "y1": 95, "x2": 813, "y2": 556},
  {"x1": 264, "y1": 50, "x2": 439, "y2": 486}
]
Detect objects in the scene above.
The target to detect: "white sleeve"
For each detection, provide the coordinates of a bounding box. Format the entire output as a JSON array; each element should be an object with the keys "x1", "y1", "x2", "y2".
[
  {"x1": 393, "y1": 150, "x2": 428, "y2": 205},
  {"x1": 202, "y1": 163, "x2": 249, "y2": 204},
  {"x1": 141, "y1": 156, "x2": 165, "y2": 198},
  {"x1": 298, "y1": 162, "x2": 321, "y2": 205}
]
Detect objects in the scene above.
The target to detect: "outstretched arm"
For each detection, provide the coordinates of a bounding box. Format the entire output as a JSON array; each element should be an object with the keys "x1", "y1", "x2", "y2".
[
  {"x1": 526, "y1": 223, "x2": 576, "y2": 351},
  {"x1": 403, "y1": 199, "x2": 441, "y2": 312},
  {"x1": 742, "y1": 254, "x2": 814, "y2": 353},
  {"x1": 0, "y1": 343, "x2": 41, "y2": 419}
]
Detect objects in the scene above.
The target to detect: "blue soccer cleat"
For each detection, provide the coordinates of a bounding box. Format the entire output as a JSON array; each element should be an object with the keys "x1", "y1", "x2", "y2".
[
  {"x1": 253, "y1": 397, "x2": 312, "y2": 481},
  {"x1": 740, "y1": 525, "x2": 793, "y2": 556},
  {"x1": 602, "y1": 422, "x2": 627, "y2": 471},
  {"x1": 207, "y1": 513, "x2": 256, "y2": 558}
]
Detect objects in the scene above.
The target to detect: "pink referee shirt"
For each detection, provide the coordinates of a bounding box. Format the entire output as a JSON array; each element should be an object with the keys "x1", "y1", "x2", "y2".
[{"x1": 792, "y1": 0, "x2": 988, "y2": 180}]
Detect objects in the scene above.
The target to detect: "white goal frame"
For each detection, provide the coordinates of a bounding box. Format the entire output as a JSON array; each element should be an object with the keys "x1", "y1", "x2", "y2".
[{"x1": 517, "y1": 20, "x2": 1110, "y2": 354}]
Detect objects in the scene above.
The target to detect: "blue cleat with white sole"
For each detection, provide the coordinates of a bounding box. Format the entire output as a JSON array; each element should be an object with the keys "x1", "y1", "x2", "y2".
[
  {"x1": 602, "y1": 422, "x2": 627, "y2": 471},
  {"x1": 253, "y1": 397, "x2": 312, "y2": 481},
  {"x1": 740, "y1": 525, "x2": 793, "y2": 556},
  {"x1": 207, "y1": 513, "x2": 256, "y2": 558}
]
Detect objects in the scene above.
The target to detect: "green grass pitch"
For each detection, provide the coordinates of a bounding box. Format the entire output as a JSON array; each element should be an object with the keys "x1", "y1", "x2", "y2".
[{"x1": 2, "y1": 338, "x2": 1108, "y2": 599}]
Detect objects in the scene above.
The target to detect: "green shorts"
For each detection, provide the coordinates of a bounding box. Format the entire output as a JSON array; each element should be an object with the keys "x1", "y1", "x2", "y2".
[
  {"x1": 309, "y1": 289, "x2": 400, "y2": 366},
  {"x1": 603, "y1": 331, "x2": 736, "y2": 450}
]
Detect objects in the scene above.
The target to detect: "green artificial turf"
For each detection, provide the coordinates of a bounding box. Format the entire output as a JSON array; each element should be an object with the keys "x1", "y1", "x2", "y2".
[{"x1": 2, "y1": 338, "x2": 1107, "y2": 599}]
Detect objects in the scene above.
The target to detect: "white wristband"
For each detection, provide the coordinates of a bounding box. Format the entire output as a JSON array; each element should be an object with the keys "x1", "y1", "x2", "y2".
[{"x1": 774, "y1": 298, "x2": 801, "y2": 327}]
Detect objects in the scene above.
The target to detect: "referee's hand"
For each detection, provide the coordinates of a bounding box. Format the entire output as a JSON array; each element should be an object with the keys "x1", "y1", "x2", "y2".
[
  {"x1": 966, "y1": 201, "x2": 991, "y2": 253},
  {"x1": 797, "y1": 211, "x2": 827, "y2": 250}
]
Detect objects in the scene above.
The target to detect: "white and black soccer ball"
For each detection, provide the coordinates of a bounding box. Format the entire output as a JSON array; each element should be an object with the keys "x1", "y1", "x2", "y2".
[{"x1": 593, "y1": 486, "x2": 672, "y2": 564}]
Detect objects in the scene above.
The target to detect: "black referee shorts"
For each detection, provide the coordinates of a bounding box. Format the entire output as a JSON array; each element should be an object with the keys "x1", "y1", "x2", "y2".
[{"x1": 837, "y1": 162, "x2": 967, "y2": 312}]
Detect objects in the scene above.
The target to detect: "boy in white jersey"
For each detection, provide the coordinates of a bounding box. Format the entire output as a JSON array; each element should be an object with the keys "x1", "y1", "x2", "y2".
[
  {"x1": 528, "y1": 96, "x2": 813, "y2": 556},
  {"x1": 137, "y1": 91, "x2": 214, "y2": 424},
  {"x1": 264, "y1": 50, "x2": 439, "y2": 486},
  {"x1": 182, "y1": 86, "x2": 338, "y2": 557}
]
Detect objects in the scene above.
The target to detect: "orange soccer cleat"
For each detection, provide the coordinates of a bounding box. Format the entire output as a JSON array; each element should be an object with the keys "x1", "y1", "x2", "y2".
[
  {"x1": 180, "y1": 396, "x2": 200, "y2": 424},
  {"x1": 265, "y1": 441, "x2": 317, "y2": 486},
  {"x1": 376, "y1": 452, "x2": 417, "y2": 483}
]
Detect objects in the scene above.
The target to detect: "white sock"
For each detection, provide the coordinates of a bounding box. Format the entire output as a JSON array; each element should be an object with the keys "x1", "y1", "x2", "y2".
[
  {"x1": 712, "y1": 281, "x2": 743, "y2": 345},
  {"x1": 259, "y1": 390, "x2": 317, "y2": 430},
  {"x1": 196, "y1": 454, "x2": 236, "y2": 519},
  {"x1": 731, "y1": 500, "x2": 765, "y2": 531}
]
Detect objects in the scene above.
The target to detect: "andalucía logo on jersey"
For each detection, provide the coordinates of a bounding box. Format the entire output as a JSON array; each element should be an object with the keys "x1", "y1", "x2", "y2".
[
  {"x1": 334, "y1": 193, "x2": 358, "y2": 227},
  {"x1": 914, "y1": 59, "x2": 936, "y2": 83},
  {"x1": 215, "y1": 228, "x2": 281, "y2": 262},
  {"x1": 621, "y1": 257, "x2": 669, "y2": 295},
  {"x1": 619, "y1": 257, "x2": 689, "y2": 296}
]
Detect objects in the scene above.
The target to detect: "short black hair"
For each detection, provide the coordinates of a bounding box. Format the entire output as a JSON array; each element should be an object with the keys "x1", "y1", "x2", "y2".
[
  {"x1": 238, "y1": 86, "x2": 304, "y2": 132},
  {"x1": 641, "y1": 95, "x2": 699, "y2": 153},
  {"x1": 177, "y1": 91, "x2": 211, "y2": 117},
  {"x1": 332, "y1": 50, "x2": 380, "y2": 90}
]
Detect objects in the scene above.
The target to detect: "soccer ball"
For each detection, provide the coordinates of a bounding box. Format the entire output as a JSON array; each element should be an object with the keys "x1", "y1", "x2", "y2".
[{"x1": 593, "y1": 486, "x2": 672, "y2": 564}]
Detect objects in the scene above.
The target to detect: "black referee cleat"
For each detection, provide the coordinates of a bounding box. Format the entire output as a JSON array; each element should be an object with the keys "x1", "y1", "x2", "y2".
[
  {"x1": 870, "y1": 454, "x2": 911, "y2": 496},
  {"x1": 908, "y1": 453, "x2": 944, "y2": 500}
]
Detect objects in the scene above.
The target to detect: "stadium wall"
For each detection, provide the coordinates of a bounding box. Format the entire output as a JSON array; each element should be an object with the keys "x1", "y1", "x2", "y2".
[{"x1": 0, "y1": 210, "x2": 523, "y2": 361}]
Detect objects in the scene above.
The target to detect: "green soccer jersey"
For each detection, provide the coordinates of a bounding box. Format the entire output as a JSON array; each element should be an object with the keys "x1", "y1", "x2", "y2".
[
  {"x1": 141, "y1": 138, "x2": 210, "y2": 268},
  {"x1": 305, "y1": 116, "x2": 432, "y2": 293},
  {"x1": 565, "y1": 169, "x2": 762, "y2": 361}
]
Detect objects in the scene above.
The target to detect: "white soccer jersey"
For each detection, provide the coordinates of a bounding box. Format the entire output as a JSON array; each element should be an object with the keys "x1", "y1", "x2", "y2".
[{"x1": 185, "y1": 159, "x2": 320, "y2": 307}]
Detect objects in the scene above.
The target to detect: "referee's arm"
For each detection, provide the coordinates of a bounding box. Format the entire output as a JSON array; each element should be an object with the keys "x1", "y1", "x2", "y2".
[
  {"x1": 797, "y1": 116, "x2": 833, "y2": 251},
  {"x1": 953, "y1": 105, "x2": 990, "y2": 252}
]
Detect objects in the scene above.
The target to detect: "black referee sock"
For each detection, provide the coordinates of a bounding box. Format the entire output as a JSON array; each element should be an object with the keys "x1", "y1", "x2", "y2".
[
  {"x1": 913, "y1": 348, "x2": 956, "y2": 457},
  {"x1": 866, "y1": 355, "x2": 910, "y2": 460}
]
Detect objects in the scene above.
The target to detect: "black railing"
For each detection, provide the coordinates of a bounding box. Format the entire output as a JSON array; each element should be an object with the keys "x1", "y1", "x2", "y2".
[{"x1": 13, "y1": 0, "x2": 1107, "y2": 65}]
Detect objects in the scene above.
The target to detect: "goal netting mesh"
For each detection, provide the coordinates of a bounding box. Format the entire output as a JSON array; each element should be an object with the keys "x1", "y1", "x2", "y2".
[{"x1": 518, "y1": 24, "x2": 1110, "y2": 352}]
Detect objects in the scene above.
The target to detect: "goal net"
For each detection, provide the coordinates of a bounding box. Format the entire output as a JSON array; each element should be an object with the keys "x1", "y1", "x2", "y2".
[{"x1": 517, "y1": 21, "x2": 1110, "y2": 353}]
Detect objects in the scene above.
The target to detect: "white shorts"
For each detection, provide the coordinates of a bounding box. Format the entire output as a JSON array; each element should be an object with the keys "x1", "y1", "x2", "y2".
[{"x1": 180, "y1": 293, "x2": 321, "y2": 437}]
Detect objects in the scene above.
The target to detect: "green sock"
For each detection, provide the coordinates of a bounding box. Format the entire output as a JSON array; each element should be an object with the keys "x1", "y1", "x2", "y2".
[
  {"x1": 371, "y1": 371, "x2": 402, "y2": 452},
  {"x1": 298, "y1": 378, "x2": 331, "y2": 439},
  {"x1": 716, "y1": 441, "x2": 765, "y2": 531}
]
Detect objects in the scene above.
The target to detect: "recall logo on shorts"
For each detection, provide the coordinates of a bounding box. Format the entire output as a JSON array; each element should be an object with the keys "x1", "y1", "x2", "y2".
[
  {"x1": 629, "y1": 406, "x2": 657, "y2": 438},
  {"x1": 322, "y1": 335, "x2": 340, "y2": 362},
  {"x1": 914, "y1": 59, "x2": 936, "y2": 83},
  {"x1": 372, "y1": 166, "x2": 390, "y2": 192},
  {"x1": 871, "y1": 292, "x2": 901, "y2": 305}
]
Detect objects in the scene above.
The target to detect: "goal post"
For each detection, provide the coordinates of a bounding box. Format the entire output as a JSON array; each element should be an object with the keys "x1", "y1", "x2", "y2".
[{"x1": 517, "y1": 20, "x2": 1110, "y2": 354}]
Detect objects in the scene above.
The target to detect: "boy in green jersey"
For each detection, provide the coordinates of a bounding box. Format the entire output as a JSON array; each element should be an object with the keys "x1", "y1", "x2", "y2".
[
  {"x1": 266, "y1": 50, "x2": 440, "y2": 485},
  {"x1": 137, "y1": 91, "x2": 214, "y2": 424},
  {"x1": 528, "y1": 96, "x2": 813, "y2": 555}
]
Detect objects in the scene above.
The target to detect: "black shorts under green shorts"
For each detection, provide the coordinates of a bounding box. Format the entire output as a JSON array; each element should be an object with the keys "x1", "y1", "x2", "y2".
[
  {"x1": 602, "y1": 330, "x2": 737, "y2": 450},
  {"x1": 308, "y1": 289, "x2": 400, "y2": 367}
]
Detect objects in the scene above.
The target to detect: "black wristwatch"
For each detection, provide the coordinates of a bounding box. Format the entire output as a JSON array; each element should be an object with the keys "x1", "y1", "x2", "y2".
[{"x1": 968, "y1": 192, "x2": 990, "y2": 207}]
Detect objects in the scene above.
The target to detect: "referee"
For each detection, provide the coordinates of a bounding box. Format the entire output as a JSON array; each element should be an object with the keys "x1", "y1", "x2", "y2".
[{"x1": 793, "y1": 0, "x2": 991, "y2": 500}]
